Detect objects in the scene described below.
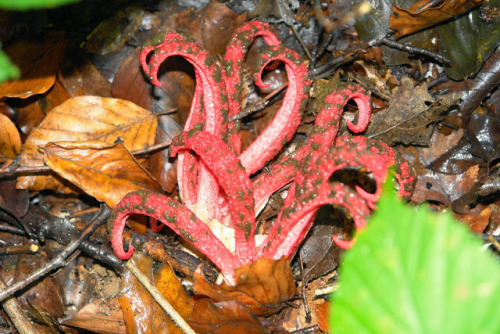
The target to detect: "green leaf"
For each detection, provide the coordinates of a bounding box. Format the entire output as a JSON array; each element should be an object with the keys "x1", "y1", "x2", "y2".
[
  {"x1": 0, "y1": 50, "x2": 20, "y2": 83},
  {"x1": 330, "y1": 180, "x2": 500, "y2": 333},
  {"x1": 0, "y1": 0, "x2": 79, "y2": 11}
]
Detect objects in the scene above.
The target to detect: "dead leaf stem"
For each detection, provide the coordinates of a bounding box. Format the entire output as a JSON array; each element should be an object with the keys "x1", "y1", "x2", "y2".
[{"x1": 125, "y1": 261, "x2": 196, "y2": 334}]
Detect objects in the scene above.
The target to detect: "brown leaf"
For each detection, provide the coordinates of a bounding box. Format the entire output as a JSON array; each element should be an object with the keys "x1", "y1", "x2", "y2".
[
  {"x1": 366, "y1": 77, "x2": 460, "y2": 146},
  {"x1": 0, "y1": 31, "x2": 67, "y2": 99},
  {"x1": 0, "y1": 113, "x2": 21, "y2": 159},
  {"x1": 454, "y1": 204, "x2": 491, "y2": 233},
  {"x1": 43, "y1": 141, "x2": 161, "y2": 208},
  {"x1": 15, "y1": 75, "x2": 70, "y2": 138},
  {"x1": 118, "y1": 253, "x2": 160, "y2": 334},
  {"x1": 111, "y1": 51, "x2": 153, "y2": 110},
  {"x1": 17, "y1": 96, "x2": 157, "y2": 193},
  {"x1": 0, "y1": 178, "x2": 29, "y2": 217},
  {"x1": 119, "y1": 254, "x2": 266, "y2": 333},
  {"x1": 62, "y1": 298, "x2": 126, "y2": 334},
  {"x1": 84, "y1": 6, "x2": 144, "y2": 55},
  {"x1": 60, "y1": 50, "x2": 113, "y2": 97},
  {"x1": 149, "y1": 115, "x2": 182, "y2": 193},
  {"x1": 193, "y1": 257, "x2": 295, "y2": 316},
  {"x1": 313, "y1": 301, "x2": 330, "y2": 332},
  {"x1": 187, "y1": 0, "x2": 248, "y2": 56},
  {"x1": 390, "y1": 0, "x2": 484, "y2": 39},
  {"x1": 189, "y1": 299, "x2": 266, "y2": 334}
]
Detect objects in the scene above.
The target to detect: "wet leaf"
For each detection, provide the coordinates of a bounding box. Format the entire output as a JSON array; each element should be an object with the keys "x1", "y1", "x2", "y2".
[
  {"x1": 111, "y1": 51, "x2": 153, "y2": 110},
  {"x1": 84, "y1": 6, "x2": 144, "y2": 55},
  {"x1": 0, "y1": 31, "x2": 66, "y2": 99},
  {"x1": 0, "y1": 112, "x2": 21, "y2": 159},
  {"x1": 438, "y1": 8, "x2": 500, "y2": 80},
  {"x1": 330, "y1": 181, "x2": 500, "y2": 333},
  {"x1": 43, "y1": 141, "x2": 161, "y2": 208},
  {"x1": 0, "y1": 178, "x2": 29, "y2": 217},
  {"x1": 149, "y1": 115, "x2": 182, "y2": 193},
  {"x1": 390, "y1": 0, "x2": 484, "y2": 39},
  {"x1": 193, "y1": 257, "x2": 295, "y2": 316},
  {"x1": 366, "y1": 77, "x2": 460, "y2": 146},
  {"x1": 17, "y1": 96, "x2": 157, "y2": 193},
  {"x1": 428, "y1": 113, "x2": 500, "y2": 174},
  {"x1": 14, "y1": 76, "x2": 70, "y2": 137},
  {"x1": 60, "y1": 50, "x2": 113, "y2": 97},
  {"x1": 298, "y1": 222, "x2": 339, "y2": 280},
  {"x1": 60, "y1": 298, "x2": 126, "y2": 334}
]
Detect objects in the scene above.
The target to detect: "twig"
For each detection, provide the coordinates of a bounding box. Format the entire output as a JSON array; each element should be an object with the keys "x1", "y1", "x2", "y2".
[
  {"x1": 0, "y1": 204, "x2": 109, "y2": 303},
  {"x1": 380, "y1": 37, "x2": 451, "y2": 65},
  {"x1": 0, "y1": 277, "x2": 37, "y2": 334},
  {"x1": 125, "y1": 261, "x2": 196, "y2": 334},
  {"x1": 131, "y1": 140, "x2": 172, "y2": 156},
  {"x1": 229, "y1": 82, "x2": 289, "y2": 122},
  {"x1": 0, "y1": 141, "x2": 171, "y2": 177},
  {"x1": 0, "y1": 244, "x2": 39, "y2": 255}
]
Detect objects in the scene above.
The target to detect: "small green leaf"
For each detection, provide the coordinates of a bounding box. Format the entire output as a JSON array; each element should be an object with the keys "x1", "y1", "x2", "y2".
[
  {"x1": 0, "y1": 50, "x2": 20, "y2": 83},
  {"x1": 0, "y1": 0, "x2": 79, "y2": 11},
  {"x1": 330, "y1": 180, "x2": 500, "y2": 333}
]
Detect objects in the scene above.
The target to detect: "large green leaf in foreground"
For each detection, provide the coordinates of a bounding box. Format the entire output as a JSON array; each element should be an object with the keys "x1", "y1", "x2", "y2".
[
  {"x1": 330, "y1": 181, "x2": 500, "y2": 333},
  {"x1": 0, "y1": 0, "x2": 79, "y2": 10}
]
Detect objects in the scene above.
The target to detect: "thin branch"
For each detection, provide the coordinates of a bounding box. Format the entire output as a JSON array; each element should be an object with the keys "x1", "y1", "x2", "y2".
[
  {"x1": 380, "y1": 37, "x2": 451, "y2": 65},
  {"x1": 0, "y1": 277, "x2": 37, "y2": 334},
  {"x1": 229, "y1": 82, "x2": 289, "y2": 122},
  {"x1": 0, "y1": 204, "x2": 109, "y2": 303},
  {"x1": 125, "y1": 261, "x2": 196, "y2": 334}
]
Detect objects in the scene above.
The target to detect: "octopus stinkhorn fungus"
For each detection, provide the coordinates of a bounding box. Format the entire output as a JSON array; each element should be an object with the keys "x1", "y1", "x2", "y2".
[{"x1": 110, "y1": 21, "x2": 415, "y2": 285}]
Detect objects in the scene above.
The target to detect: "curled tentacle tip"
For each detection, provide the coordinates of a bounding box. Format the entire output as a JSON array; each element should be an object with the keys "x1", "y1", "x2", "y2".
[
  {"x1": 355, "y1": 186, "x2": 378, "y2": 208},
  {"x1": 332, "y1": 235, "x2": 355, "y2": 250},
  {"x1": 113, "y1": 244, "x2": 134, "y2": 260},
  {"x1": 149, "y1": 218, "x2": 164, "y2": 232}
]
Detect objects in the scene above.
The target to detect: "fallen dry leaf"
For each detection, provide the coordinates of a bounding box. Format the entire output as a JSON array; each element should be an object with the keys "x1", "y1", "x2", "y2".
[
  {"x1": 189, "y1": 299, "x2": 266, "y2": 334},
  {"x1": 15, "y1": 75, "x2": 70, "y2": 137},
  {"x1": 61, "y1": 298, "x2": 126, "y2": 334},
  {"x1": 390, "y1": 0, "x2": 484, "y2": 38},
  {"x1": 0, "y1": 113, "x2": 21, "y2": 159},
  {"x1": 111, "y1": 51, "x2": 153, "y2": 110},
  {"x1": 193, "y1": 257, "x2": 295, "y2": 316},
  {"x1": 313, "y1": 301, "x2": 330, "y2": 332},
  {"x1": 17, "y1": 96, "x2": 157, "y2": 193},
  {"x1": 0, "y1": 31, "x2": 67, "y2": 99},
  {"x1": 366, "y1": 77, "x2": 460, "y2": 146},
  {"x1": 60, "y1": 50, "x2": 113, "y2": 97},
  {"x1": 43, "y1": 141, "x2": 161, "y2": 208},
  {"x1": 119, "y1": 253, "x2": 266, "y2": 333}
]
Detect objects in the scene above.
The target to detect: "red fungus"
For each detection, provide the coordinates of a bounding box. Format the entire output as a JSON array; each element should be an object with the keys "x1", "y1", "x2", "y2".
[{"x1": 109, "y1": 21, "x2": 416, "y2": 285}]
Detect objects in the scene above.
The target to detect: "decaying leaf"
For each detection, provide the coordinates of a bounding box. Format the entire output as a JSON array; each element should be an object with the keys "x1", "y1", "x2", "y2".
[
  {"x1": 193, "y1": 257, "x2": 295, "y2": 316},
  {"x1": 43, "y1": 141, "x2": 161, "y2": 208},
  {"x1": 17, "y1": 96, "x2": 157, "y2": 193},
  {"x1": 366, "y1": 77, "x2": 461, "y2": 146},
  {"x1": 84, "y1": 5, "x2": 144, "y2": 55},
  {"x1": 119, "y1": 252, "x2": 267, "y2": 333},
  {"x1": 60, "y1": 298, "x2": 126, "y2": 334},
  {"x1": 390, "y1": 0, "x2": 484, "y2": 38},
  {"x1": 0, "y1": 31, "x2": 67, "y2": 99},
  {"x1": 0, "y1": 113, "x2": 21, "y2": 159}
]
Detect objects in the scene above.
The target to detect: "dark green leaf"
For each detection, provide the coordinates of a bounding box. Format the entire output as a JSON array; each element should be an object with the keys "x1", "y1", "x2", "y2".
[{"x1": 0, "y1": 0, "x2": 79, "y2": 11}]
